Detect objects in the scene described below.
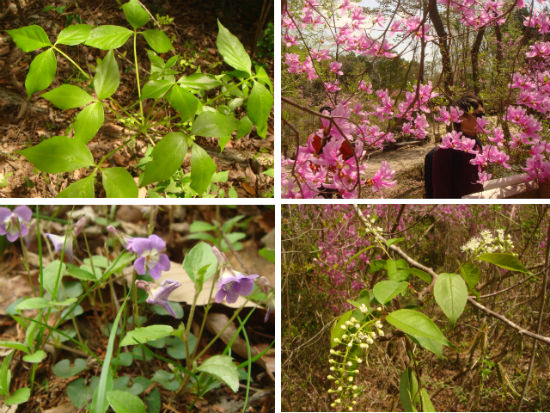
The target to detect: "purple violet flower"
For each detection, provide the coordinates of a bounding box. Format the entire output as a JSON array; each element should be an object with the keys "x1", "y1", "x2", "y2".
[
  {"x1": 136, "y1": 279, "x2": 181, "y2": 318},
  {"x1": 126, "y1": 234, "x2": 170, "y2": 279},
  {"x1": 45, "y1": 233, "x2": 74, "y2": 262},
  {"x1": 215, "y1": 271, "x2": 259, "y2": 304},
  {"x1": 0, "y1": 206, "x2": 32, "y2": 242}
]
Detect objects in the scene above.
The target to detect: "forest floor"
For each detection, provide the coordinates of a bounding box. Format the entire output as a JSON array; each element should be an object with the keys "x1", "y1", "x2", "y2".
[
  {"x1": 0, "y1": 205, "x2": 275, "y2": 413},
  {"x1": 0, "y1": 0, "x2": 274, "y2": 198}
]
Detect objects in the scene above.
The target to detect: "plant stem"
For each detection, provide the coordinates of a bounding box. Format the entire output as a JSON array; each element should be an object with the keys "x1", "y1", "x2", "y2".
[
  {"x1": 133, "y1": 30, "x2": 144, "y2": 122},
  {"x1": 53, "y1": 46, "x2": 90, "y2": 80}
]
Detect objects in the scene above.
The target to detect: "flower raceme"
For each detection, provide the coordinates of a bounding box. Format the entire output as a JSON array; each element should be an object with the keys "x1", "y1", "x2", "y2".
[{"x1": 0, "y1": 205, "x2": 32, "y2": 242}]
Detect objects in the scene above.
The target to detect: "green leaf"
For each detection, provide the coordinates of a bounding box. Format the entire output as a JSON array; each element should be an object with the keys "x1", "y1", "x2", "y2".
[
  {"x1": 141, "y1": 80, "x2": 173, "y2": 100},
  {"x1": 460, "y1": 263, "x2": 480, "y2": 292},
  {"x1": 142, "y1": 29, "x2": 173, "y2": 53},
  {"x1": 373, "y1": 280, "x2": 408, "y2": 305},
  {"x1": 433, "y1": 273, "x2": 468, "y2": 325},
  {"x1": 182, "y1": 242, "x2": 217, "y2": 284},
  {"x1": 216, "y1": 20, "x2": 251, "y2": 75},
  {"x1": 236, "y1": 115, "x2": 253, "y2": 139},
  {"x1": 67, "y1": 378, "x2": 90, "y2": 408},
  {"x1": 420, "y1": 388, "x2": 435, "y2": 412},
  {"x1": 247, "y1": 81, "x2": 272, "y2": 138},
  {"x1": 91, "y1": 301, "x2": 126, "y2": 413},
  {"x1": 5, "y1": 387, "x2": 31, "y2": 405},
  {"x1": 386, "y1": 309, "x2": 450, "y2": 346},
  {"x1": 191, "y1": 111, "x2": 238, "y2": 149},
  {"x1": 52, "y1": 358, "x2": 88, "y2": 377},
  {"x1": 0, "y1": 341, "x2": 29, "y2": 353},
  {"x1": 122, "y1": 0, "x2": 150, "y2": 29},
  {"x1": 94, "y1": 50, "x2": 120, "y2": 99},
  {"x1": 102, "y1": 167, "x2": 138, "y2": 197},
  {"x1": 19, "y1": 136, "x2": 94, "y2": 173},
  {"x1": 409, "y1": 268, "x2": 432, "y2": 284},
  {"x1": 74, "y1": 101, "x2": 104, "y2": 144},
  {"x1": 386, "y1": 237, "x2": 405, "y2": 247},
  {"x1": 85, "y1": 25, "x2": 133, "y2": 50},
  {"x1": 189, "y1": 221, "x2": 216, "y2": 232},
  {"x1": 190, "y1": 144, "x2": 216, "y2": 195},
  {"x1": 23, "y1": 350, "x2": 46, "y2": 363},
  {"x1": 16, "y1": 297, "x2": 52, "y2": 310},
  {"x1": 259, "y1": 247, "x2": 275, "y2": 263},
  {"x1": 386, "y1": 259, "x2": 410, "y2": 281},
  {"x1": 151, "y1": 370, "x2": 179, "y2": 391},
  {"x1": 255, "y1": 65, "x2": 273, "y2": 93},
  {"x1": 25, "y1": 48, "x2": 57, "y2": 97},
  {"x1": 57, "y1": 174, "x2": 96, "y2": 198},
  {"x1": 166, "y1": 335, "x2": 195, "y2": 360},
  {"x1": 66, "y1": 263, "x2": 96, "y2": 280},
  {"x1": 42, "y1": 84, "x2": 93, "y2": 110},
  {"x1": 168, "y1": 85, "x2": 199, "y2": 122},
  {"x1": 330, "y1": 310, "x2": 353, "y2": 348},
  {"x1": 196, "y1": 355, "x2": 239, "y2": 392},
  {"x1": 399, "y1": 368, "x2": 418, "y2": 412},
  {"x1": 56, "y1": 24, "x2": 92, "y2": 46},
  {"x1": 140, "y1": 132, "x2": 188, "y2": 186},
  {"x1": 107, "y1": 390, "x2": 146, "y2": 413},
  {"x1": 178, "y1": 73, "x2": 221, "y2": 90},
  {"x1": 411, "y1": 335, "x2": 443, "y2": 358},
  {"x1": 477, "y1": 253, "x2": 529, "y2": 273},
  {"x1": 43, "y1": 260, "x2": 66, "y2": 299},
  {"x1": 0, "y1": 351, "x2": 14, "y2": 396},
  {"x1": 120, "y1": 325, "x2": 174, "y2": 346},
  {"x1": 7, "y1": 25, "x2": 51, "y2": 52}
]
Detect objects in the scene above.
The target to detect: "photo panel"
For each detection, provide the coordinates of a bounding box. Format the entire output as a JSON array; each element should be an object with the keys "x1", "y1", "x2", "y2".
[
  {"x1": 0, "y1": 204, "x2": 274, "y2": 411},
  {"x1": 282, "y1": 204, "x2": 549, "y2": 411}
]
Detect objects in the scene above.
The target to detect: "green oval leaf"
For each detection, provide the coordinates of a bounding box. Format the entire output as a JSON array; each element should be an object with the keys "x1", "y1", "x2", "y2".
[
  {"x1": 433, "y1": 273, "x2": 468, "y2": 325},
  {"x1": 16, "y1": 297, "x2": 51, "y2": 310},
  {"x1": 196, "y1": 355, "x2": 239, "y2": 392},
  {"x1": 74, "y1": 102, "x2": 104, "y2": 144},
  {"x1": 141, "y1": 80, "x2": 173, "y2": 100},
  {"x1": 7, "y1": 25, "x2": 50, "y2": 52},
  {"x1": 460, "y1": 262, "x2": 480, "y2": 292},
  {"x1": 477, "y1": 253, "x2": 529, "y2": 273},
  {"x1": 247, "y1": 81, "x2": 272, "y2": 138},
  {"x1": 5, "y1": 388, "x2": 30, "y2": 405},
  {"x1": 19, "y1": 136, "x2": 94, "y2": 173},
  {"x1": 121, "y1": 0, "x2": 150, "y2": 29},
  {"x1": 0, "y1": 340, "x2": 29, "y2": 353},
  {"x1": 107, "y1": 390, "x2": 147, "y2": 413},
  {"x1": 102, "y1": 167, "x2": 138, "y2": 198},
  {"x1": 385, "y1": 259, "x2": 410, "y2": 281},
  {"x1": 56, "y1": 24, "x2": 92, "y2": 46},
  {"x1": 409, "y1": 268, "x2": 432, "y2": 284},
  {"x1": 178, "y1": 73, "x2": 221, "y2": 90},
  {"x1": 57, "y1": 174, "x2": 96, "y2": 198},
  {"x1": 85, "y1": 25, "x2": 133, "y2": 50},
  {"x1": 25, "y1": 48, "x2": 57, "y2": 98},
  {"x1": 52, "y1": 358, "x2": 88, "y2": 378},
  {"x1": 420, "y1": 388, "x2": 436, "y2": 412},
  {"x1": 42, "y1": 84, "x2": 93, "y2": 109},
  {"x1": 142, "y1": 29, "x2": 173, "y2": 53},
  {"x1": 140, "y1": 132, "x2": 188, "y2": 186},
  {"x1": 386, "y1": 309, "x2": 450, "y2": 346},
  {"x1": 216, "y1": 20, "x2": 251, "y2": 75},
  {"x1": 182, "y1": 241, "x2": 217, "y2": 284},
  {"x1": 43, "y1": 260, "x2": 66, "y2": 299},
  {"x1": 191, "y1": 111, "x2": 238, "y2": 141},
  {"x1": 168, "y1": 85, "x2": 199, "y2": 122},
  {"x1": 399, "y1": 368, "x2": 419, "y2": 412},
  {"x1": 190, "y1": 144, "x2": 216, "y2": 195},
  {"x1": 373, "y1": 280, "x2": 408, "y2": 305},
  {"x1": 23, "y1": 350, "x2": 47, "y2": 363},
  {"x1": 94, "y1": 49, "x2": 120, "y2": 99},
  {"x1": 236, "y1": 115, "x2": 253, "y2": 139},
  {"x1": 120, "y1": 325, "x2": 174, "y2": 346}
]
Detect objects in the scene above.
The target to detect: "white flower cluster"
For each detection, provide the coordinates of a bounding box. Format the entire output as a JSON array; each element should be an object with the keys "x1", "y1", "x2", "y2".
[
  {"x1": 461, "y1": 229, "x2": 514, "y2": 256},
  {"x1": 328, "y1": 316, "x2": 385, "y2": 410},
  {"x1": 363, "y1": 215, "x2": 384, "y2": 241}
]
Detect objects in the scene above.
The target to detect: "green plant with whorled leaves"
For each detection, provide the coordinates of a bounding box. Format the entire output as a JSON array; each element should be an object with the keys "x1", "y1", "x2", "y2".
[{"x1": 7, "y1": 0, "x2": 273, "y2": 198}]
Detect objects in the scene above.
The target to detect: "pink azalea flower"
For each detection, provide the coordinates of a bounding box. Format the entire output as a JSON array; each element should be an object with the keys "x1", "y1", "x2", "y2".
[{"x1": 370, "y1": 161, "x2": 396, "y2": 192}]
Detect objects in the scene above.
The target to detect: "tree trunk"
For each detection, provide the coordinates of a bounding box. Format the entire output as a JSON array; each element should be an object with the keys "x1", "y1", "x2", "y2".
[{"x1": 428, "y1": 0, "x2": 453, "y2": 96}]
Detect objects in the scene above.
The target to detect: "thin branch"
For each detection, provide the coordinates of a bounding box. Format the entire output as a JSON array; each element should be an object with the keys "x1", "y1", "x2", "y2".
[{"x1": 352, "y1": 204, "x2": 550, "y2": 347}]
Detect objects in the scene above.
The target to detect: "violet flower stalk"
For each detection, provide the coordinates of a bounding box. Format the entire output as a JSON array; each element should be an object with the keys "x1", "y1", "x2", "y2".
[
  {"x1": 136, "y1": 279, "x2": 181, "y2": 318},
  {"x1": 126, "y1": 234, "x2": 170, "y2": 279},
  {"x1": 0, "y1": 206, "x2": 32, "y2": 242}
]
